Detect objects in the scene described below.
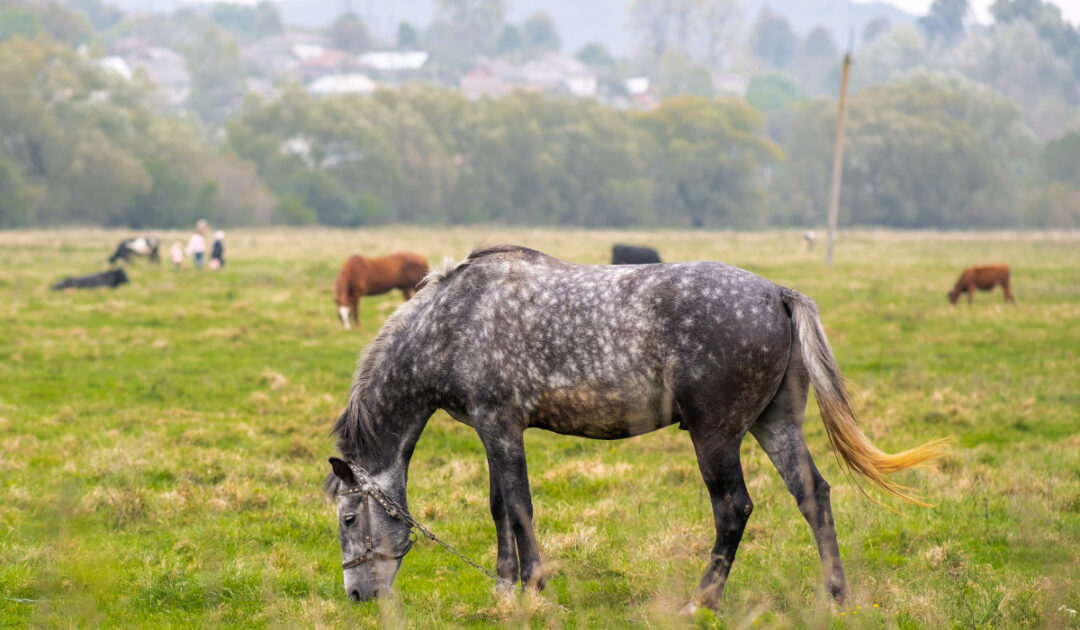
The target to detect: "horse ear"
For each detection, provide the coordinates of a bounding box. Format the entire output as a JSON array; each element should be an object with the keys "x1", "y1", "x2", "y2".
[{"x1": 329, "y1": 457, "x2": 356, "y2": 484}]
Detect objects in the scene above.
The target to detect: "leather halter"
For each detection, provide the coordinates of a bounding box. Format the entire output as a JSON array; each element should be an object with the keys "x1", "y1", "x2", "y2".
[{"x1": 337, "y1": 463, "x2": 415, "y2": 572}]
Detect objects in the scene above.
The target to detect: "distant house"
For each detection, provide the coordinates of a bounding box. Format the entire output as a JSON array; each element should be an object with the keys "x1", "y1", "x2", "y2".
[
  {"x1": 299, "y1": 49, "x2": 350, "y2": 80},
  {"x1": 625, "y1": 76, "x2": 657, "y2": 109},
  {"x1": 242, "y1": 32, "x2": 336, "y2": 82},
  {"x1": 97, "y1": 56, "x2": 132, "y2": 80},
  {"x1": 110, "y1": 38, "x2": 191, "y2": 106},
  {"x1": 307, "y1": 74, "x2": 377, "y2": 96},
  {"x1": 464, "y1": 54, "x2": 598, "y2": 99},
  {"x1": 460, "y1": 67, "x2": 512, "y2": 100},
  {"x1": 357, "y1": 51, "x2": 429, "y2": 73}
]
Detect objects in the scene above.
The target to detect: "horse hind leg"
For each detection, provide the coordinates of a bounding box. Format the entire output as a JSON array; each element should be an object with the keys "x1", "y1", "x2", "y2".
[{"x1": 749, "y1": 354, "x2": 850, "y2": 603}]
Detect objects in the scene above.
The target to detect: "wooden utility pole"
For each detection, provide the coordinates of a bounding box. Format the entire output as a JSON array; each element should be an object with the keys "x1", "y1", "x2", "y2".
[{"x1": 825, "y1": 51, "x2": 852, "y2": 268}]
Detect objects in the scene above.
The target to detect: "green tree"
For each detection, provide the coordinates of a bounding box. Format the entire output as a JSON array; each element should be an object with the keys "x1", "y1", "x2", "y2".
[
  {"x1": 522, "y1": 11, "x2": 560, "y2": 54},
  {"x1": 1040, "y1": 131, "x2": 1080, "y2": 186},
  {"x1": 749, "y1": 9, "x2": 798, "y2": 69},
  {"x1": 576, "y1": 42, "x2": 615, "y2": 68},
  {"x1": 0, "y1": 154, "x2": 32, "y2": 227},
  {"x1": 745, "y1": 73, "x2": 805, "y2": 111},
  {"x1": 991, "y1": 0, "x2": 1080, "y2": 79},
  {"x1": 919, "y1": 0, "x2": 969, "y2": 48},
  {"x1": 804, "y1": 26, "x2": 837, "y2": 59},
  {"x1": 397, "y1": 21, "x2": 419, "y2": 48},
  {"x1": 69, "y1": 0, "x2": 124, "y2": 32},
  {"x1": 946, "y1": 22, "x2": 1075, "y2": 136},
  {"x1": 0, "y1": 8, "x2": 41, "y2": 44},
  {"x1": 329, "y1": 13, "x2": 372, "y2": 53},
  {"x1": 636, "y1": 96, "x2": 782, "y2": 227},
  {"x1": 494, "y1": 24, "x2": 523, "y2": 56},
  {"x1": 863, "y1": 17, "x2": 891, "y2": 44},
  {"x1": 434, "y1": 0, "x2": 505, "y2": 53}
]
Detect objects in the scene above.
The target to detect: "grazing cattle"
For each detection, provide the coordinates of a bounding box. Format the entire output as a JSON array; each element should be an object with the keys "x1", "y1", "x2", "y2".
[
  {"x1": 948, "y1": 264, "x2": 1015, "y2": 305},
  {"x1": 52, "y1": 268, "x2": 129, "y2": 291},
  {"x1": 109, "y1": 237, "x2": 160, "y2": 265},
  {"x1": 324, "y1": 245, "x2": 946, "y2": 609},
  {"x1": 611, "y1": 244, "x2": 661, "y2": 265},
  {"x1": 335, "y1": 252, "x2": 428, "y2": 330}
]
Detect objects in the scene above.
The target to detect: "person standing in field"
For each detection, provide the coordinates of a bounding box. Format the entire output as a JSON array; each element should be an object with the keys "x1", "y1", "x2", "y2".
[
  {"x1": 170, "y1": 242, "x2": 184, "y2": 269},
  {"x1": 186, "y1": 219, "x2": 208, "y2": 269},
  {"x1": 210, "y1": 231, "x2": 225, "y2": 270}
]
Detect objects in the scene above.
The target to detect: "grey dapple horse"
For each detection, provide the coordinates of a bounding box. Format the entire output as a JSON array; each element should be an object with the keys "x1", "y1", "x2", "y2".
[{"x1": 324, "y1": 245, "x2": 944, "y2": 609}]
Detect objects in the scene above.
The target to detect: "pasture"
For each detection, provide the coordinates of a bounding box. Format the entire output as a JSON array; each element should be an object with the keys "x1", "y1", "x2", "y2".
[{"x1": 1, "y1": 227, "x2": 1078, "y2": 629}]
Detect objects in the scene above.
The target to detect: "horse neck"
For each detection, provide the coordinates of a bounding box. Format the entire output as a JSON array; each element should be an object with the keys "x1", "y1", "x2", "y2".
[{"x1": 349, "y1": 363, "x2": 432, "y2": 476}]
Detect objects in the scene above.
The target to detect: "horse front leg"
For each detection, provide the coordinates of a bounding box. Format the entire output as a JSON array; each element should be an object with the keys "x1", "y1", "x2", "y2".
[
  {"x1": 488, "y1": 461, "x2": 520, "y2": 592},
  {"x1": 687, "y1": 433, "x2": 752, "y2": 611},
  {"x1": 475, "y1": 417, "x2": 545, "y2": 591}
]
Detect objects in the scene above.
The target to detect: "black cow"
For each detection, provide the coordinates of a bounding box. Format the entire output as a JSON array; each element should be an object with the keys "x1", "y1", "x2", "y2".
[
  {"x1": 52, "y1": 268, "x2": 129, "y2": 291},
  {"x1": 611, "y1": 244, "x2": 662, "y2": 265},
  {"x1": 109, "y1": 236, "x2": 160, "y2": 265}
]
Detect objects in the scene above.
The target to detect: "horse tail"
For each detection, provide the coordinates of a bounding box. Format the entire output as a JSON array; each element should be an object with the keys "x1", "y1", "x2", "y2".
[{"x1": 782, "y1": 288, "x2": 948, "y2": 505}]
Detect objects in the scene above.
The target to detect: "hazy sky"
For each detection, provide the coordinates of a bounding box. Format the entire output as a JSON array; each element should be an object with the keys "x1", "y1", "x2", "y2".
[{"x1": 857, "y1": 0, "x2": 1080, "y2": 24}]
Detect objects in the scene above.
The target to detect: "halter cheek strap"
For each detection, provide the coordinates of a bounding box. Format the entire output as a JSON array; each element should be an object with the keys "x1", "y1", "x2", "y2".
[{"x1": 338, "y1": 466, "x2": 416, "y2": 572}]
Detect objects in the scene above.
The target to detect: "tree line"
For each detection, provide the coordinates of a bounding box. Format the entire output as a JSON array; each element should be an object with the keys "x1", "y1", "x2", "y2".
[{"x1": 1, "y1": 0, "x2": 1079, "y2": 229}]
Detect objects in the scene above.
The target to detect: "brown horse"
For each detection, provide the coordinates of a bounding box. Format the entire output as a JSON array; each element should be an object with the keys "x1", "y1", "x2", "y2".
[
  {"x1": 948, "y1": 264, "x2": 1015, "y2": 305},
  {"x1": 335, "y1": 253, "x2": 428, "y2": 329}
]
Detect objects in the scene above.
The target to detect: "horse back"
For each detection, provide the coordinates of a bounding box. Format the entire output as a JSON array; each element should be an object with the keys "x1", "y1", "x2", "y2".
[{"x1": 418, "y1": 247, "x2": 791, "y2": 439}]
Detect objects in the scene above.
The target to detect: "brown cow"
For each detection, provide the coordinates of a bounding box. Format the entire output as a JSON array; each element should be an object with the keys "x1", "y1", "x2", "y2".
[
  {"x1": 335, "y1": 252, "x2": 428, "y2": 329},
  {"x1": 948, "y1": 264, "x2": 1015, "y2": 305}
]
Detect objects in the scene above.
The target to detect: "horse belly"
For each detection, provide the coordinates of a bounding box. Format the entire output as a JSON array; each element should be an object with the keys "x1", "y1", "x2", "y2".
[{"x1": 527, "y1": 384, "x2": 673, "y2": 439}]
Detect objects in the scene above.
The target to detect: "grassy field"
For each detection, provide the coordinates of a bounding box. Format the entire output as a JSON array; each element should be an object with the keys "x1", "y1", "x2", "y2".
[{"x1": 1, "y1": 227, "x2": 1078, "y2": 629}]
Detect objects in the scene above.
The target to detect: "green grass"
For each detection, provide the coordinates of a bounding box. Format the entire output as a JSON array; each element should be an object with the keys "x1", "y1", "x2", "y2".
[{"x1": 1, "y1": 227, "x2": 1078, "y2": 629}]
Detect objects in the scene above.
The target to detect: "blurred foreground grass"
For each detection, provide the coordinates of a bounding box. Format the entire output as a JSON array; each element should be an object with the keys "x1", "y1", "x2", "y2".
[{"x1": 1, "y1": 227, "x2": 1078, "y2": 628}]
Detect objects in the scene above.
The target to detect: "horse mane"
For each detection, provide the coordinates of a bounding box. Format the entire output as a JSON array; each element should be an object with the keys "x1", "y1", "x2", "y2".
[
  {"x1": 327, "y1": 244, "x2": 542, "y2": 495},
  {"x1": 329, "y1": 247, "x2": 499, "y2": 458}
]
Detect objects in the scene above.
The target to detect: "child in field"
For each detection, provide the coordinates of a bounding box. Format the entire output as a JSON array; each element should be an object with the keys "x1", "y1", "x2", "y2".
[
  {"x1": 170, "y1": 242, "x2": 183, "y2": 269},
  {"x1": 186, "y1": 219, "x2": 208, "y2": 269},
  {"x1": 210, "y1": 231, "x2": 225, "y2": 270}
]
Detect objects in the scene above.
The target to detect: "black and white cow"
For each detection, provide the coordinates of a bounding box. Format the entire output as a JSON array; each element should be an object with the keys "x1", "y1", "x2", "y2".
[
  {"x1": 109, "y1": 237, "x2": 160, "y2": 265},
  {"x1": 611, "y1": 243, "x2": 662, "y2": 265},
  {"x1": 52, "y1": 268, "x2": 129, "y2": 291}
]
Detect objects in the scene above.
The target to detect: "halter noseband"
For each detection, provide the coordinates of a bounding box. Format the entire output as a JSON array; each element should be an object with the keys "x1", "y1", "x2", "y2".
[{"x1": 337, "y1": 463, "x2": 416, "y2": 572}]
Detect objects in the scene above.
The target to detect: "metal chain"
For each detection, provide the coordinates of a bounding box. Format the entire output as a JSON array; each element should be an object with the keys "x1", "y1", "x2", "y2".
[{"x1": 342, "y1": 462, "x2": 520, "y2": 593}]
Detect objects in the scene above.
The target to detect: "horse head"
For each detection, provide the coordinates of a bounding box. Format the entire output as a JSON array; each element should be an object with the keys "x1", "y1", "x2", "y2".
[{"x1": 327, "y1": 457, "x2": 412, "y2": 602}]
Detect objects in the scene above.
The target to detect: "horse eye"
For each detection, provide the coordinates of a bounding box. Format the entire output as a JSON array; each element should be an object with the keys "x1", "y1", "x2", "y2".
[{"x1": 343, "y1": 514, "x2": 356, "y2": 527}]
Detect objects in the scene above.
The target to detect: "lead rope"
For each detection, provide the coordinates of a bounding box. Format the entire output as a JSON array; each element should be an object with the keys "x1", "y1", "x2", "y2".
[{"x1": 342, "y1": 463, "x2": 521, "y2": 593}]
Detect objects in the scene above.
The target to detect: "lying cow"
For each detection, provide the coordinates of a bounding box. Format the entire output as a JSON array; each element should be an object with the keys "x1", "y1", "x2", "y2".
[
  {"x1": 948, "y1": 264, "x2": 1014, "y2": 305},
  {"x1": 52, "y1": 268, "x2": 129, "y2": 291},
  {"x1": 612, "y1": 244, "x2": 661, "y2": 265},
  {"x1": 109, "y1": 236, "x2": 160, "y2": 265}
]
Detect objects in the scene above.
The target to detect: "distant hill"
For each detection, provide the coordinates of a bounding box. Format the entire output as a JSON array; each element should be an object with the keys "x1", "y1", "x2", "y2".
[{"x1": 99, "y1": 0, "x2": 915, "y2": 56}]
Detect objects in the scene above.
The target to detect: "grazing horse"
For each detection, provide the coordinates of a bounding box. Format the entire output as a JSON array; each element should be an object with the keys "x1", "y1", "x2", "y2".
[
  {"x1": 109, "y1": 237, "x2": 160, "y2": 265},
  {"x1": 324, "y1": 245, "x2": 946, "y2": 609},
  {"x1": 611, "y1": 243, "x2": 661, "y2": 265},
  {"x1": 52, "y1": 268, "x2": 129, "y2": 290},
  {"x1": 948, "y1": 264, "x2": 1014, "y2": 305},
  {"x1": 335, "y1": 252, "x2": 428, "y2": 330}
]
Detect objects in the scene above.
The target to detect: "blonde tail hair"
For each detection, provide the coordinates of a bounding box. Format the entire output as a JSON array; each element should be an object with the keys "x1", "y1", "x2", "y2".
[{"x1": 783, "y1": 289, "x2": 949, "y2": 505}]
